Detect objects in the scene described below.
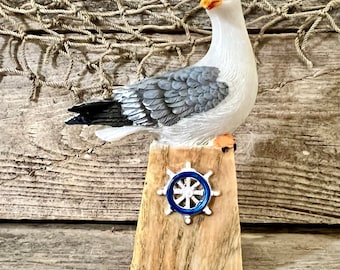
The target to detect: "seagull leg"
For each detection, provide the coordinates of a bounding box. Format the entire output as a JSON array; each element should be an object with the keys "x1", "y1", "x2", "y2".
[{"x1": 213, "y1": 133, "x2": 236, "y2": 152}]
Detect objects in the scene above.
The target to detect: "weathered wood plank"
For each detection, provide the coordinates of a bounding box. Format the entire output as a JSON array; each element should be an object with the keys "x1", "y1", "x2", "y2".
[
  {"x1": 0, "y1": 33, "x2": 339, "y2": 223},
  {"x1": 0, "y1": 224, "x2": 339, "y2": 270},
  {"x1": 242, "y1": 228, "x2": 340, "y2": 270},
  {"x1": 236, "y1": 33, "x2": 340, "y2": 223},
  {"x1": 131, "y1": 145, "x2": 242, "y2": 270},
  {"x1": 0, "y1": 223, "x2": 135, "y2": 270}
]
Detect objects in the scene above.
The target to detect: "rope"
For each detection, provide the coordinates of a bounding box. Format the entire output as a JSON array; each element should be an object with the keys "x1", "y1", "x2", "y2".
[{"x1": 0, "y1": 0, "x2": 339, "y2": 101}]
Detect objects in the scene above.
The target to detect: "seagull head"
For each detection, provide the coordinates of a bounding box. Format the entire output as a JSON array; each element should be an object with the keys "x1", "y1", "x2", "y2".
[{"x1": 200, "y1": 0, "x2": 222, "y2": 10}]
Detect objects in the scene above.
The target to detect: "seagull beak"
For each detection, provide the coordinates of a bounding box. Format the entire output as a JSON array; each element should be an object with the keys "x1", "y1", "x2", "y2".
[{"x1": 200, "y1": 0, "x2": 222, "y2": 10}]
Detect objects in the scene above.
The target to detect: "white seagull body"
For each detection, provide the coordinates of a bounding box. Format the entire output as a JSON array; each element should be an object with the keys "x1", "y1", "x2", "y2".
[{"x1": 66, "y1": 0, "x2": 258, "y2": 146}]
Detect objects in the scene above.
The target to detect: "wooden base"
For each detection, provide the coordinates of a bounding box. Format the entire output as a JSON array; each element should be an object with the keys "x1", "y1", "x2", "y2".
[{"x1": 130, "y1": 142, "x2": 242, "y2": 270}]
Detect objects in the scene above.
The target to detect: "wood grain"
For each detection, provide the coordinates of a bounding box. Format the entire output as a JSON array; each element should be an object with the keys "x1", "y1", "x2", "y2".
[
  {"x1": 0, "y1": 33, "x2": 339, "y2": 223},
  {"x1": 0, "y1": 223, "x2": 135, "y2": 270},
  {"x1": 0, "y1": 224, "x2": 339, "y2": 270},
  {"x1": 131, "y1": 144, "x2": 242, "y2": 270}
]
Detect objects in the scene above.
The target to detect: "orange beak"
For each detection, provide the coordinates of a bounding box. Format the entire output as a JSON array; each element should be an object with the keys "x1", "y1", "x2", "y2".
[{"x1": 200, "y1": 0, "x2": 222, "y2": 10}]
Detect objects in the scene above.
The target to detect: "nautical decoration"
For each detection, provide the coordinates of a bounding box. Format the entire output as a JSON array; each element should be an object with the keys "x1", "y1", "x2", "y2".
[
  {"x1": 65, "y1": 0, "x2": 258, "y2": 149},
  {"x1": 157, "y1": 162, "x2": 220, "y2": 224}
]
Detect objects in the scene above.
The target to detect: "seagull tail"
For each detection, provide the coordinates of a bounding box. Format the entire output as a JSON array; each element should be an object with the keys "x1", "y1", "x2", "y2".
[
  {"x1": 95, "y1": 126, "x2": 145, "y2": 142},
  {"x1": 65, "y1": 99, "x2": 132, "y2": 127}
]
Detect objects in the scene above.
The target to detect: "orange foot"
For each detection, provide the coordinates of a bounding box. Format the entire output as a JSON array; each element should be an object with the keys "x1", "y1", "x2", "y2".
[{"x1": 213, "y1": 133, "x2": 236, "y2": 152}]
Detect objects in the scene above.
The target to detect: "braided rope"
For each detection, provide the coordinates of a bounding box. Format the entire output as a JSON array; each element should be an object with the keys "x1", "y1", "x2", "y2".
[{"x1": 0, "y1": 0, "x2": 339, "y2": 100}]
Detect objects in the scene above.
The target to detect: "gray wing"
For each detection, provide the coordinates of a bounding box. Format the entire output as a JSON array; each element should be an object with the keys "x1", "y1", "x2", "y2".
[{"x1": 114, "y1": 66, "x2": 229, "y2": 127}]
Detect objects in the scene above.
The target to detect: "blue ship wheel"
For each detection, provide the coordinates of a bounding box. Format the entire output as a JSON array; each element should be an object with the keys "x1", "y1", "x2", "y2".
[{"x1": 157, "y1": 162, "x2": 220, "y2": 224}]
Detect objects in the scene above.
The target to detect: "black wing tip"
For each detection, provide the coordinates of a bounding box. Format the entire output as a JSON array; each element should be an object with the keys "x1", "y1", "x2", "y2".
[
  {"x1": 65, "y1": 114, "x2": 90, "y2": 125},
  {"x1": 67, "y1": 104, "x2": 85, "y2": 113},
  {"x1": 67, "y1": 107, "x2": 77, "y2": 113},
  {"x1": 67, "y1": 99, "x2": 116, "y2": 113}
]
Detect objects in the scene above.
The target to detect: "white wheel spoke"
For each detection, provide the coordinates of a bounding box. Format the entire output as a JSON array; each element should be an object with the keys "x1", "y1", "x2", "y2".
[
  {"x1": 175, "y1": 195, "x2": 185, "y2": 204},
  {"x1": 191, "y1": 196, "x2": 199, "y2": 204},
  {"x1": 185, "y1": 196, "x2": 191, "y2": 209},
  {"x1": 185, "y1": 177, "x2": 191, "y2": 187},
  {"x1": 177, "y1": 180, "x2": 185, "y2": 189},
  {"x1": 191, "y1": 181, "x2": 201, "y2": 189},
  {"x1": 193, "y1": 190, "x2": 204, "y2": 196},
  {"x1": 173, "y1": 188, "x2": 183, "y2": 195}
]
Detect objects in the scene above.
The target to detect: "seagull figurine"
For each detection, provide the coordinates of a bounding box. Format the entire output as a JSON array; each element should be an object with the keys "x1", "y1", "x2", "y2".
[{"x1": 66, "y1": 0, "x2": 258, "y2": 148}]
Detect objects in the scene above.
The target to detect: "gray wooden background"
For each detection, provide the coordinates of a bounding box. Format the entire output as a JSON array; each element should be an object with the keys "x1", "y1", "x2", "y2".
[{"x1": 0, "y1": 0, "x2": 339, "y2": 269}]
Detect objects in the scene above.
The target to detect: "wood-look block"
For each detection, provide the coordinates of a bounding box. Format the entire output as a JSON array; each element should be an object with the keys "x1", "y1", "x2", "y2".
[{"x1": 131, "y1": 143, "x2": 242, "y2": 270}]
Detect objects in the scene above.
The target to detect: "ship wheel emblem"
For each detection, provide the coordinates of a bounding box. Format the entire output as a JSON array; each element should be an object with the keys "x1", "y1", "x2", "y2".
[{"x1": 157, "y1": 162, "x2": 220, "y2": 224}]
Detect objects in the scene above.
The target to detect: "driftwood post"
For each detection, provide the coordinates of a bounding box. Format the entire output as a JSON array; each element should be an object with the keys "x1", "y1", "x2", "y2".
[{"x1": 130, "y1": 143, "x2": 242, "y2": 270}]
